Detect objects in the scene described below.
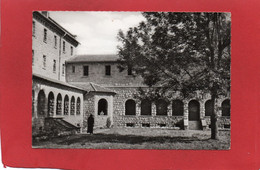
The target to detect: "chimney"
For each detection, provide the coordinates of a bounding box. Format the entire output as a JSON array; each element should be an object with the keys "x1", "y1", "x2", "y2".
[{"x1": 41, "y1": 11, "x2": 50, "y2": 18}]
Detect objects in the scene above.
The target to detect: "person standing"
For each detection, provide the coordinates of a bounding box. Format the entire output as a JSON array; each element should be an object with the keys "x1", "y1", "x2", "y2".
[{"x1": 87, "y1": 114, "x2": 94, "y2": 134}]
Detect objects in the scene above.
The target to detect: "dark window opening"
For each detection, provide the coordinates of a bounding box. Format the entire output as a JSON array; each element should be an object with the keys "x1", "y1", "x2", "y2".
[
  {"x1": 53, "y1": 60, "x2": 56, "y2": 72},
  {"x1": 156, "y1": 99, "x2": 168, "y2": 116},
  {"x1": 222, "y1": 99, "x2": 230, "y2": 116},
  {"x1": 37, "y1": 90, "x2": 46, "y2": 117},
  {"x1": 71, "y1": 46, "x2": 73, "y2": 56},
  {"x1": 76, "y1": 97, "x2": 81, "y2": 115},
  {"x1": 125, "y1": 99, "x2": 136, "y2": 115},
  {"x1": 105, "y1": 65, "x2": 111, "y2": 76},
  {"x1": 72, "y1": 66, "x2": 75, "y2": 73},
  {"x1": 224, "y1": 124, "x2": 230, "y2": 129},
  {"x1": 63, "y1": 41, "x2": 66, "y2": 53},
  {"x1": 64, "y1": 95, "x2": 69, "y2": 115},
  {"x1": 62, "y1": 64, "x2": 65, "y2": 75},
  {"x1": 98, "y1": 99, "x2": 108, "y2": 115},
  {"x1": 205, "y1": 100, "x2": 213, "y2": 116},
  {"x1": 188, "y1": 100, "x2": 200, "y2": 121},
  {"x1": 54, "y1": 35, "x2": 57, "y2": 48},
  {"x1": 43, "y1": 28, "x2": 47, "y2": 42},
  {"x1": 56, "y1": 94, "x2": 62, "y2": 115},
  {"x1": 141, "y1": 99, "x2": 152, "y2": 115},
  {"x1": 158, "y1": 123, "x2": 166, "y2": 127},
  {"x1": 47, "y1": 92, "x2": 54, "y2": 117},
  {"x1": 32, "y1": 21, "x2": 35, "y2": 36},
  {"x1": 83, "y1": 66, "x2": 89, "y2": 76},
  {"x1": 70, "y1": 96, "x2": 75, "y2": 115},
  {"x1": 172, "y1": 100, "x2": 184, "y2": 116},
  {"x1": 142, "y1": 123, "x2": 150, "y2": 127},
  {"x1": 126, "y1": 123, "x2": 135, "y2": 127}
]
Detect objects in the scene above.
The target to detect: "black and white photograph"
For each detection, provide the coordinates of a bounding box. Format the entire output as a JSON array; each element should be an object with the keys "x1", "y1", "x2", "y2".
[{"x1": 32, "y1": 11, "x2": 231, "y2": 149}]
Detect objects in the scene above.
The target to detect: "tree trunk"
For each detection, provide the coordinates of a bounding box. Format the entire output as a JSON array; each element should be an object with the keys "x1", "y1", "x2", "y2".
[{"x1": 210, "y1": 94, "x2": 219, "y2": 140}]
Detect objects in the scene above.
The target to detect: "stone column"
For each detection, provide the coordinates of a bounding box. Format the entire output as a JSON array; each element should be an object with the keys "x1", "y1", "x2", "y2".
[
  {"x1": 151, "y1": 102, "x2": 156, "y2": 116},
  {"x1": 136, "y1": 101, "x2": 141, "y2": 117},
  {"x1": 167, "y1": 101, "x2": 172, "y2": 117}
]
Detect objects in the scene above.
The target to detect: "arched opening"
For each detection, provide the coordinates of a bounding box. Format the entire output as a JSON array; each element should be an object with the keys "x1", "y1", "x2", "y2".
[
  {"x1": 64, "y1": 95, "x2": 69, "y2": 115},
  {"x1": 125, "y1": 99, "x2": 136, "y2": 115},
  {"x1": 98, "y1": 99, "x2": 108, "y2": 115},
  {"x1": 76, "y1": 97, "x2": 81, "y2": 115},
  {"x1": 70, "y1": 96, "x2": 75, "y2": 115},
  {"x1": 222, "y1": 99, "x2": 230, "y2": 116},
  {"x1": 37, "y1": 90, "x2": 46, "y2": 117},
  {"x1": 205, "y1": 100, "x2": 213, "y2": 116},
  {"x1": 32, "y1": 90, "x2": 35, "y2": 117},
  {"x1": 172, "y1": 100, "x2": 184, "y2": 116},
  {"x1": 56, "y1": 93, "x2": 62, "y2": 115},
  {"x1": 47, "y1": 92, "x2": 54, "y2": 117},
  {"x1": 141, "y1": 99, "x2": 152, "y2": 116},
  {"x1": 156, "y1": 99, "x2": 167, "y2": 116},
  {"x1": 188, "y1": 100, "x2": 200, "y2": 121}
]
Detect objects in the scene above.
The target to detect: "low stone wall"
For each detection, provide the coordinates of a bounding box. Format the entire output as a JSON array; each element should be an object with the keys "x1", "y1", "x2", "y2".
[{"x1": 114, "y1": 116, "x2": 184, "y2": 129}]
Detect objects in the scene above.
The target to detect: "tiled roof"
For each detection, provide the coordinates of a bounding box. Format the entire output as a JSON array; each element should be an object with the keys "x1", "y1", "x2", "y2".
[
  {"x1": 32, "y1": 73, "x2": 86, "y2": 92},
  {"x1": 70, "y1": 82, "x2": 116, "y2": 94},
  {"x1": 66, "y1": 54, "x2": 119, "y2": 63}
]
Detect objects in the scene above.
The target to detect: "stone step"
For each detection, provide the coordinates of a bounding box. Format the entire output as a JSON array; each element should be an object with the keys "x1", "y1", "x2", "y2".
[{"x1": 188, "y1": 121, "x2": 202, "y2": 130}]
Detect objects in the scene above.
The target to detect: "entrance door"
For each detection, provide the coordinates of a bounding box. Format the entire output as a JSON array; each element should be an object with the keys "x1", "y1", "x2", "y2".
[{"x1": 188, "y1": 100, "x2": 201, "y2": 130}]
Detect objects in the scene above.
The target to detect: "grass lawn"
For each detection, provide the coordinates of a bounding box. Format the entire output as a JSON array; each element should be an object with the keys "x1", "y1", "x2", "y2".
[{"x1": 32, "y1": 128, "x2": 230, "y2": 150}]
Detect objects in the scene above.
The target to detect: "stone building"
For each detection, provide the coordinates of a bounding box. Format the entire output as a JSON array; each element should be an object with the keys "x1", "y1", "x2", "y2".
[
  {"x1": 66, "y1": 55, "x2": 231, "y2": 130},
  {"x1": 32, "y1": 12, "x2": 230, "y2": 136},
  {"x1": 32, "y1": 11, "x2": 85, "y2": 136}
]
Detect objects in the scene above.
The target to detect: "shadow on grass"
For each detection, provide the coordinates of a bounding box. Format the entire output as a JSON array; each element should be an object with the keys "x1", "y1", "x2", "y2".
[{"x1": 52, "y1": 133, "x2": 210, "y2": 146}]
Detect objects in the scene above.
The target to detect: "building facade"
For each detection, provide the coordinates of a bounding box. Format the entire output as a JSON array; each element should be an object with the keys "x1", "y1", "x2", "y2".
[
  {"x1": 32, "y1": 11, "x2": 85, "y2": 136},
  {"x1": 32, "y1": 12, "x2": 230, "y2": 137},
  {"x1": 66, "y1": 55, "x2": 231, "y2": 130}
]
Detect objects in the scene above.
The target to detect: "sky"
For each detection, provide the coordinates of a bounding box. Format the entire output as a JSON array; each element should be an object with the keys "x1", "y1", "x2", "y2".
[{"x1": 49, "y1": 11, "x2": 145, "y2": 55}]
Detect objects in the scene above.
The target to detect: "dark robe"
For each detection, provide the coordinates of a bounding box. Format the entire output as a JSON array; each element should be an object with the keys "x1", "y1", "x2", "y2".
[{"x1": 87, "y1": 115, "x2": 94, "y2": 134}]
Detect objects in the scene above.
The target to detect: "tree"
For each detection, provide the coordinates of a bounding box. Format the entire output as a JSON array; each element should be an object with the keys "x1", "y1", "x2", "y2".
[{"x1": 117, "y1": 12, "x2": 231, "y2": 139}]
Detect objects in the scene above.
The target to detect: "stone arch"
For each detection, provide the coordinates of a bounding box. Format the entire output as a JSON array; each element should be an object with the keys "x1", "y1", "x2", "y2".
[
  {"x1": 98, "y1": 98, "x2": 108, "y2": 115},
  {"x1": 70, "y1": 96, "x2": 75, "y2": 115},
  {"x1": 188, "y1": 100, "x2": 200, "y2": 121},
  {"x1": 172, "y1": 99, "x2": 184, "y2": 116},
  {"x1": 37, "y1": 90, "x2": 46, "y2": 117},
  {"x1": 156, "y1": 99, "x2": 167, "y2": 116},
  {"x1": 47, "y1": 92, "x2": 55, "y2": 117},
  {"x1": 56, "y1": 93, "x2": 62, "y2": 115},
  {"x1": 125, "y1": 99, "x2": 136, "y2": 115},
  {"x1": 205, "y1": 100, "x2": 213, "y2": 116},
  {"x1": 141, "y1": 99, "x2": 152, "y2": 116},
  {"x1": 222, "y1": 99, "x2": 230, "y2": 116},
  {"x1": 64, "y1": 95, "x2": 69, "y2": 115},
  {"x1": 32, "y1": 90, "x2": 35, "y2": 117},
  {"x1": 76, "y1": 97, "x2": 81, "y2": 115}
]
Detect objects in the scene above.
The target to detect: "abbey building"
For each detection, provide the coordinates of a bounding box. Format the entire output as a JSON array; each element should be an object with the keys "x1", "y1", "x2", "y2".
[{"x1": 32, "y1": 12, "x2": 230, "y2": 137}]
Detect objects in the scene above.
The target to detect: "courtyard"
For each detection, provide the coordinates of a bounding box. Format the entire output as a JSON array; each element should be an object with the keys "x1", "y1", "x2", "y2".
[{"x1": 32, "y1": 128, "x2": 230, "y2": 150}]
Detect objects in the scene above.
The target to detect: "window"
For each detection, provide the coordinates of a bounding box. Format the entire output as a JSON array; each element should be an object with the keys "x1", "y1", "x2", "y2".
[
  {"x1": 62, "y1": 64, "x2": 65, "y2": 75},
  {"x1": 172, "y1": 100, "x2": 184, "y2": 116},
  {"x1": 76, "y1": 97, "x2": 81, "y2": 115},
  {"x1": 128, "y1": 67, "x2": 132, "y2": 75},
  {"x1": 105, "y1": 65, "x2": 111, "y2": 76},
  {"x1": 83, "y1": 66, "x2": 89, "y2": 76},
  {"x1": 98, "y1": 99, "x2": 108, "y2": 115},
  {"x1": 47, "y1": 92, "x2": 54, "y2": 117},
  {"x1": 56, "y1": 94, "x2": 62, "y2": 115},
  {"x1": 32, "y1": 50, "x2": 34, "y2": 64},
  {"x1": 72, "y1": 66, "x2": 75, "y2": 73},
  {"x1": 32, "y1": 21, "x2": 35, "y2": 36},
  {"x1": 141, "y1": 99, "x2": 152, "y2": 115},
  {"x1": 43, "y1": 55, "x2": 46, "y2": 68},
  {"x1": 125, "y1": 99, "x2": 136, "y2": 115},
  {"x1": 70, "y1": 96, "x2": 75, "y2": 115},
  {"x1": 63, "y1": 41, "x2": 66, "y2": 53},
  {"x1": 54, "y1": 35, "x2": 57, "y2": 48},
  {"x1": 43, "y1": 28, "x2": 47, "y2": 42},
  {"x1": 37, "y1": 90, "x2": 46, "y2": 117},
  {"x1": 53, "y1": 60, "x2": 56, "y2": 73},
  {"x1": 205, "y1": 100, "x2": 213, "y2": 116},
  {"x1": 70, "y1": 46, "x2": 73, "y2": 56},
  {"x1": 156, "y1": 99, "x2": 168, "y2": 116},
  {"x1": 64, "y1": 95, "x2": 69, "y2": 115},
  {"x1": 222, "y1": 99, "x2": 230, "y2": 116}
]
